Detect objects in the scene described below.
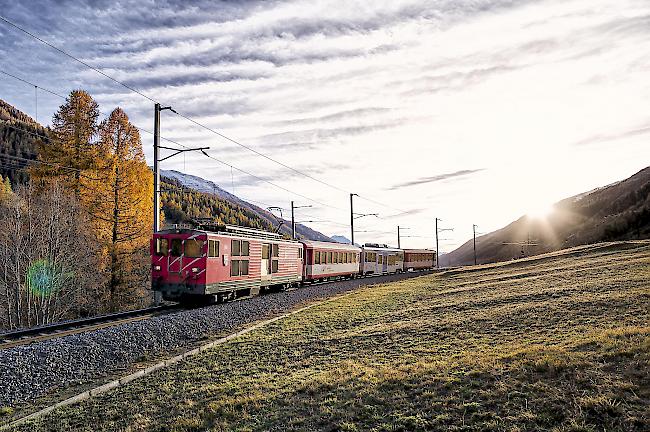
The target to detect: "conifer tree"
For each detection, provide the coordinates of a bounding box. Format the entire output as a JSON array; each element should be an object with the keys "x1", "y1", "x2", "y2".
[
  {"x1": 95, "y1": 108, "x2": 153, "y2": 307},
  {"x1": 31, "y1": 90, "x2": 100, "y2": 198}
]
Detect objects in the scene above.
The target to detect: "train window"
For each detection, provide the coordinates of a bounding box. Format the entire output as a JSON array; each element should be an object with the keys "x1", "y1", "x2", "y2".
[
  {"x1": 185, "y1": 239, "x2": 203, "y2": 258},
  {"x1": 232, "y1": 240, "x2": 241, "y2": 256},
  {"x1": 314, "y1": 251, "x2": 320, "y2": 264},
  {"x1": 378, "y1": 255, "x2": 383, "y2": 265},
  {"x1": 272, "y1": 260, "x2": 279, "y2": 273},
  {"x1": 155, "y1": 238, "x2": 168, "y2": 256},
  {"x1": 231, "y1": 260, "x2": 240, "y2": 276},
  {"x1": 272, "y1": 244, "x2": 279, "y2": 257},
  {"x1": 298, "y1": 248, "x2": 303, "y2": 259},
  {"x1": 262, "y1": 244, "x2": 270, "y2": 259},
  {"x1": 343, "y1": 253, "x2": 347, "y2": 264},
  {"x1": 240, "y1": 260, "x2": 249, "y2": 276},
  {"x1": 208, "y1": 240, "x2": 220, "y2": 257},
  {"x1": 327, "y1": 251, "x2": 332, "y2": 263},
  {"x1": 171, "y1": 239, "x2": 182, "y2": 257},
  {"x1": 242, "y1": 241, "x2": 250, "y2": 256},
  {"x1": 334, "y1": 253, "x2": 338, "y2": 264}
]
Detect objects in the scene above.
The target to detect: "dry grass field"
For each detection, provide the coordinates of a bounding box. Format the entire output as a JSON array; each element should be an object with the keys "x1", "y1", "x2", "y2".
[{"x1": 11, "y1": 241, "x2": 650, "y2": 431}]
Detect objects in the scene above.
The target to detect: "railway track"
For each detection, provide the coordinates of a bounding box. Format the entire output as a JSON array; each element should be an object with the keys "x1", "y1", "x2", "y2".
[
  {"x1": 0, "y1": 270, "x2": 434, "y2": 350},
  {"x1": 0, "y1": 304, "x2": 182, "y2": 350}
]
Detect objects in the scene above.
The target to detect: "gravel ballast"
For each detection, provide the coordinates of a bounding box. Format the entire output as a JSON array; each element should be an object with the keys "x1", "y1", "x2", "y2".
[{"x1": 0, "y1": 272, "x2": 430, "y2": 407}]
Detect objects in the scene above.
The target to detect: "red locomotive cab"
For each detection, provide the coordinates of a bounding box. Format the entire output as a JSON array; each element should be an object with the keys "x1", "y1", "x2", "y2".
[
  {"x1": 151, "y1": 225, "x2": 303, "y2": 302},
  {"x1": 151, "y1": 230, "x2": 208, "y2": 299}
]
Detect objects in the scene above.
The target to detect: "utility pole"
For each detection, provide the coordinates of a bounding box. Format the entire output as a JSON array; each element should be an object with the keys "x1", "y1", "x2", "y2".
[
  {"x1": 435, "y1": 218, "x2": 453, "y2": 269},
  {"x1": 153, "y1": 103, "x2": 161, "y2": 233},
  {"x1": 290, "y1": 201, "x2": 312, "y2": 239},
  {"x1": 435, "y1": 218, "x2": 439, "y2": 269},
  {"x1": 350, "y1": 193, "x2": 357, "y2": 245},
  {"x1": 473, "y1": 224, "x2": 478, "y2": 265},
  {"x1": 397, "y1": 225, "x2": 401, "y2": 249},
  {"x1": 350, "y1": 193, "x2": 377, "y2": 246},
  {"x1": 397, "y1": 226, "x2": 410, "y2": 249},
  {"x1": 153, "y1": 103, "x2": 208, "y2": 232}
]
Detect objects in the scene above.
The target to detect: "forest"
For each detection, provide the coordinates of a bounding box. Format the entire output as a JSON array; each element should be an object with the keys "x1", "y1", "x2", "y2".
[{"x1": 0, "y1": 94, "x2": 271, "y2": 330}]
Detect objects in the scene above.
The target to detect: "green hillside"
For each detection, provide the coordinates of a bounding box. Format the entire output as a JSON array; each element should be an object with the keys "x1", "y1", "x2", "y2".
[{"x1": 12, "y1": 241, "x2": 649, "y2": 431}]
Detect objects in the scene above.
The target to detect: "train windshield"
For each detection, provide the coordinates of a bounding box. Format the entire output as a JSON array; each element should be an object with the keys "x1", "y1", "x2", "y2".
[
  {"x1": 155, "y1": 238, "x2": 168, "y2": 256},
  {"x1": 185, "y1": 239, "x2": 203, "y2": 258},
  {"x1": 170, "y1": 239, "x2": 182, "y2": 257}
]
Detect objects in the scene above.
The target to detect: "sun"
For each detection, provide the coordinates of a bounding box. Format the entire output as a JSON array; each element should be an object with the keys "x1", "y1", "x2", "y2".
[{"x1": 527, "y1": 202, "x2": 555, "y2": 219}]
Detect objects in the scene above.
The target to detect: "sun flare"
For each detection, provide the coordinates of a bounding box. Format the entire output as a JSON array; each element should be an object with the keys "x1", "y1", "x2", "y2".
[{"x1": 527, "y1": 203, "x2": 555, "y2": 219}]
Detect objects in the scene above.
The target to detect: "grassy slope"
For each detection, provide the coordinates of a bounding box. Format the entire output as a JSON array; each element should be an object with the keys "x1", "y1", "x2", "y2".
[{"x1": 13, "y1": 242, "x2": 650, "y2": 431}]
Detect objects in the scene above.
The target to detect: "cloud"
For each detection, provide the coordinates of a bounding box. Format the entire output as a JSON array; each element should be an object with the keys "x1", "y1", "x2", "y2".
[
  {"x1": 573, "y1": 123, "x2": 650, "y2": 147},
  {"x1": 388, "y1": 169, "x2": 486, "y2": 190}
]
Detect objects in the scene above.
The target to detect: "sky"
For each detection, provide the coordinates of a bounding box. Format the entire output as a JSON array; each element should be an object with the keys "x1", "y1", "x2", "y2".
[{"x1": 0, "y1": 0, "x2": 649, "y2": 252}]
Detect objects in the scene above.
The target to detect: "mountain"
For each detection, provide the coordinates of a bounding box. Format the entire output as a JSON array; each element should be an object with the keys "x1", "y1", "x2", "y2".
[
  {"x1": 160, "y1": 170, "x2": 332, "y2": 241},
  {"x1": 0, "y1": 98, "x2": 332, "y2": 241},
  {"x1": 440, "y1": 167, "x2": 650, "y2": 266},
  {"x1": 330, "y1": 235, "x2": 351, "y2": 244},
  {"x1": 0, "y1": 98, "x2": 49, "y2": 184}
]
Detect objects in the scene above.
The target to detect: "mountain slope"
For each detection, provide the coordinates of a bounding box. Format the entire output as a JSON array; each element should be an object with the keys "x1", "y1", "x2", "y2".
[
  {"x1": 0, "y1": 99, "x2": 49, "y2": 184},
  {"x1": 161, "y1": 169, "x2": 332, "y2": 241},
  {"x1": 441, "y1": 167, "x2": 650, "y2": 266},
  {"x1": 0, "y1": 98, "x2": 331, "y2": 241}
]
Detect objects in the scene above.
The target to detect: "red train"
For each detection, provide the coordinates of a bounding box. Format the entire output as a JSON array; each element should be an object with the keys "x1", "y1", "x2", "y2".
[{"x1": 151, "y1": 224, "x2": 435, "y2": 302}]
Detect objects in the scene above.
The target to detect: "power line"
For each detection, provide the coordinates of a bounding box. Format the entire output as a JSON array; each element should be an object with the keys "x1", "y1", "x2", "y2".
[
  {"x1": 0, "y1": 15, "x2": 157, "y2": 104},
  {"x1": 0, "y1": 15, "x2": 413, "y2": 217},
  {"x1": 0, "y1": 69, "x2": 191, "y2": 152},
  {"x1": 200, "y1": 149, "x2": 344, "y2": 211}
]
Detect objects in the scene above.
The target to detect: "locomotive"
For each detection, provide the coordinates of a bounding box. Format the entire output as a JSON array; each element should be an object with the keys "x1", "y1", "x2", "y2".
[{"x1": 151, "y1": 224, "x2": 435, "y2": 303}]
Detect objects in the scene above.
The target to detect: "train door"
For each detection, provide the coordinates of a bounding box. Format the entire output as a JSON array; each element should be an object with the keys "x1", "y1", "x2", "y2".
[
  {"x1": 168, "y1": 238, "x2": 183, "y2": 276},
  {"x1": 261, "y1": 243, "x2": 272, "y2": 281}
]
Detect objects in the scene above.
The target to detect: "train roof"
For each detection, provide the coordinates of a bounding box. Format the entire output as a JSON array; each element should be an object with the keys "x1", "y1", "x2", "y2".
[
  {"x1": 301, "y1": 240, "x2": 362, "y2": 251},
  {"x1": 361, "y1": 245, "x2": 403, "y2": 253},
  {"x1": 157, "y1": 224, "x2": 299, "y2": 242}
]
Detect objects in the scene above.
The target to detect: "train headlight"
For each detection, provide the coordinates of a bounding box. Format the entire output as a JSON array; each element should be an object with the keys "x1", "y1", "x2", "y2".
[
  {"x1": 191, "y1": 267, "x2": 200, "y2": 273},
  {"x1": 153, "y1": 265, "x2": 161, "y2": 271}
]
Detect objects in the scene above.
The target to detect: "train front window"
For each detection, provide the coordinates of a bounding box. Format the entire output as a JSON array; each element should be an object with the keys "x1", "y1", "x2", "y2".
[
  {"x1": 155, "y1": 238, "x2": 168, "y2": 256},
  {"x1": 242, "y1": 241, "x2": 250, "y2": 256},
  {"x1": 171, "y1": 239, "x2": 182, "y2": 257},
  {"x1": 185, "y1": 239, "x2": 203, "y2": 258}
]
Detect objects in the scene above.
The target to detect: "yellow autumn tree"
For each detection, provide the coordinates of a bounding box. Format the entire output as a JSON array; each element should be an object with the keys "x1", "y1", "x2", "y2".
[
  {"x1": 31, "y1": 90, "x2": 100, "y2": 199},
  {"x1": 94, "y1": 108, "x2": 153, "y2": 308}
]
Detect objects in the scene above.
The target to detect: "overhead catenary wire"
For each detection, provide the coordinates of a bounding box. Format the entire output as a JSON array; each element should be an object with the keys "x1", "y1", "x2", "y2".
[
  {"x1": 0, "y1": 15, "x2": 414, "y2": 217},
  {"x1": 0, "y1": 69, "x2": 190, "y2": 153}
]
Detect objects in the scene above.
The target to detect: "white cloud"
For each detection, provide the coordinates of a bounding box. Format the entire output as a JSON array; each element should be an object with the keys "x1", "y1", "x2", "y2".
[{"x1": 1, "y1": 0, "x2": 649, "y2": 250}]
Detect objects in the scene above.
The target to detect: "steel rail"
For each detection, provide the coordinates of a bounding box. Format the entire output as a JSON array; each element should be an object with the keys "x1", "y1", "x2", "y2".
[
  {"x1": 0, "y1": 304, "x2": 181, "y2": 349},
  {"x1": 0, "y1": 269, "x2": 435, "y2": 349}
]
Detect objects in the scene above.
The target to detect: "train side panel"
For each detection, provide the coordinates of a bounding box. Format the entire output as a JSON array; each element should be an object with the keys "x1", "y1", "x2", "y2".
[{"x1": 302, "y1": 241, "x2": 361, "y2": 280}]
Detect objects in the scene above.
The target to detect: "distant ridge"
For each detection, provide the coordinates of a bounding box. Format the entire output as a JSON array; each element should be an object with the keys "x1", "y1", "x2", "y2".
[
  {"x1": 440, "y1": 167, "x2": 650, "y2": 266},
  {"x1": 0, "y1": 98, "x2": 332, "y2": 241},
  {"x1": 161, "y1": 169, "x2": 332, "y2": 241}
]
